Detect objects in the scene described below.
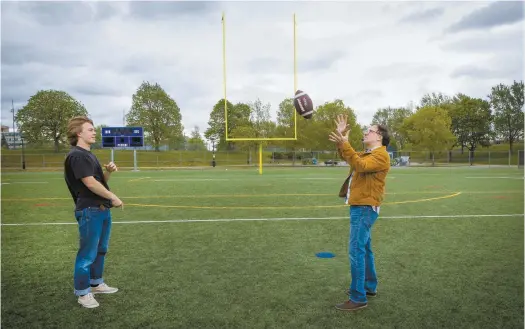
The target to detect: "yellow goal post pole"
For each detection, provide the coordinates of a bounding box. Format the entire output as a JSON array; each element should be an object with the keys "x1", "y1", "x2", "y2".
[{"x1": 222, "y1": 13, "x2": 298, "y2": 175}]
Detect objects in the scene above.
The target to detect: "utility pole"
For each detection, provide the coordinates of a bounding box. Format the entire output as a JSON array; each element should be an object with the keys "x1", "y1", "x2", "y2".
[
  {"x1": 123, "y1": 109, "x2": 125, "y2": 126},
  {"x1": 11, "y1": 99, "x2": 15, "y2": 132}
]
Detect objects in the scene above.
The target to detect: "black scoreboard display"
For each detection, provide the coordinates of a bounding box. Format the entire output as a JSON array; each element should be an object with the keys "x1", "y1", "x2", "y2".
[{"x1": 101, "y1": 127, "x2": 144, "y2": 148}]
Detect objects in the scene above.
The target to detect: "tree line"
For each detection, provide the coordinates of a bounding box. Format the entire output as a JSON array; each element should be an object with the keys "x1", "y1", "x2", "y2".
[{"x1": 12, "y1": 80, "x2": 524, "y2": 154}]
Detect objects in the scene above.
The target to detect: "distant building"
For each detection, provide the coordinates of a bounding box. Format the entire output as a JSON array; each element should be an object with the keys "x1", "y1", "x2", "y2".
[{"x1": 1, "y1": 126, "x2": 23, "y2": 149}]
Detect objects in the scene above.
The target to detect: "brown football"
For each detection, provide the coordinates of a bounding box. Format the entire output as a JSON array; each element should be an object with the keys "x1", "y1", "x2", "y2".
[{"x1": 293, "y1": 90, "x2": 314, "y2": 119}]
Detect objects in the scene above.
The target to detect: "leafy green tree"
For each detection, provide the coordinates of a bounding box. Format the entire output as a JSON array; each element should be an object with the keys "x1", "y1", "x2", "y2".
[
  {"x1": 400, "y1": 106, "x2": 456, "y2": 166},
  {"x1": 418, "y1": 92, "x2": 453, "y2": 109},
  {"x1": 94, "y1": 124, "x2": 108, "y2": 149},
  {"x1": 15, "y1": 90, "x2": 88, "y2": 152},
  {"x1": 274, "y1": 97, "x2": 312, "y2": 150},
  {"x1": 126, "y1": 81, "x2": 184, "y2": 151},
  {"x1": 449, "y1": 94, "x2": 492, "y2": 153},
  {"x1": 371, "y1": 106, "x2": 413, "y2": 149},
  {"x1": 204, "y1": 99, "x2": 251, "y2": 150},
  {"x1": 488, "y1": 80, "x2": 524, "y2": 153},
  {"x1": 187, "y1": 126, "x2": 207, "y2": 151},
  {"x1": 311, "y1": 100, "x2": 362, "y2": 151},
  {"x1": 230, "y1": 98, "x2": 276, "y2": 153}
]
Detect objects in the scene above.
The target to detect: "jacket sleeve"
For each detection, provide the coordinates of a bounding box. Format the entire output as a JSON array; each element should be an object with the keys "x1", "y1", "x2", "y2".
[{"x1": 338, "y1": 141, "x2": 389, "y2": 173}]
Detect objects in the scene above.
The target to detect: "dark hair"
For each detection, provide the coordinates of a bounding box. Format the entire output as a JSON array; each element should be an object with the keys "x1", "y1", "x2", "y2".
[
  {"x1": 67, "y1": 116, "x2": 94, "y2": 146},
  {"x1": 377, "y1": 124, "x2": 390, "y2": 146}
]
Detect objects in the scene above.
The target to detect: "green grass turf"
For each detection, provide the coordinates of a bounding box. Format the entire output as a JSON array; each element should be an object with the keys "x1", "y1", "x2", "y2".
[{"x1": 1, "y1": 166, "x2": 524, "y2": 328}]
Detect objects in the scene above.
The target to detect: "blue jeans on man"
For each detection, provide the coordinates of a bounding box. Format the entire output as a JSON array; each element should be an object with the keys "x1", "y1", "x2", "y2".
[
  {"x1": 74, "y1": 207, "x2": 112, "y2": 296},
  {"x1": 348, "y1": 205, "x2": 378, "y2": 303}
]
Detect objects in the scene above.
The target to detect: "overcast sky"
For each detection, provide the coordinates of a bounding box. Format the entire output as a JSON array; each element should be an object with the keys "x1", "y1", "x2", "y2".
[{"x1": 1, "y1": 0, "x2": 524, "y2": 137}]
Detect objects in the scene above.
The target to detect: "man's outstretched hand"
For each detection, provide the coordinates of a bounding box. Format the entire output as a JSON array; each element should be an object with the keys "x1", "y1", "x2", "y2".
[
  {"x1": 329, "y1": 129, "x2": 349, "y2": 146},
  {"x1": 334, "y1": 114, "x2": 350, "y2": 135}
]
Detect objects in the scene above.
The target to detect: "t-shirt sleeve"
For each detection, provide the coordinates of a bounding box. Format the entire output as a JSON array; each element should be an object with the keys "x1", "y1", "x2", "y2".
[{"x1": 70, "y1": 155, "x2": 95, "y2": 180}]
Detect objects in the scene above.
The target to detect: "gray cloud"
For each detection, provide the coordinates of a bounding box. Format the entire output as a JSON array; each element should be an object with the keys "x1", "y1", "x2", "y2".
[
  {"x1": 446, "y1": 1, "x2": 524, "y2": 33},
  {"x1": 450, "y1": 52, "x2": 524, "y2": 81},
  {"x1": 441, "y1": 27, "x2": 523, "y2": 54},
  {"x1": 451, "y1": 66, "x2": 502, "y2": 80},
  {"x1": 94, "y1": 2, "x2": 120, "y2": 21},
  {"x1": 302, "y1": 50, "x2": 345, "y2": 72},
  {"x1": 356, "y1": 90, "x2": 384, "y2": 100},
  {"x1": 400, "y1": 7, "x2": 445, "y2": 23},
  {"x1": 15, "y1": 1, "x2": 95, "y2": 26},
  {"x1": 365, "y1": 62, "x2": 441, "y2": 81},
  {"x1": 1, "y1": 41, "x2": 83, "y2": 67},
  {"x1": 70, "y1": 83, "x2": 123, "y2": 98},
  {"x1": 247, "y1": 50, "x2": 344, "y2": 75},
  {"x1": 127, "y1": 1, "x2": 219, "y2": 20}
]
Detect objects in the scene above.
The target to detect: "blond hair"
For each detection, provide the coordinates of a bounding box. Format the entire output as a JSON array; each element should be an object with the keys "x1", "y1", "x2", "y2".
[{"x1": 67, "y1": 116, "x2": 94, "y2": 146}]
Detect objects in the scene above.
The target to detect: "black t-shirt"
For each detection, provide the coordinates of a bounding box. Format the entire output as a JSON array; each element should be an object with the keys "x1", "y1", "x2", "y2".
[{"x1": 64, "y1": 146, "x2": 112, "y2": 211}]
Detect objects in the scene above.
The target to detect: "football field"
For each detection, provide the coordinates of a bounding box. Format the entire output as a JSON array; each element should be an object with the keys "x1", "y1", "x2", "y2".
[{"x1": 1, "y1": 166, "x2": 523, "y2": 328}]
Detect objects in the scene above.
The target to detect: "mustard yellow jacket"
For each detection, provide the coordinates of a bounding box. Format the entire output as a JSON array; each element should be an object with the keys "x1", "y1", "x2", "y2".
[{"x1": 337, "y1": 142, "x2": 390, "y2": 206}]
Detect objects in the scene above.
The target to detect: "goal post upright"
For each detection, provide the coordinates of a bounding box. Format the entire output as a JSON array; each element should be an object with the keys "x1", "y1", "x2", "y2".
[{"x1": 222, "y1": 12, "x2": 299, "y2": 174}]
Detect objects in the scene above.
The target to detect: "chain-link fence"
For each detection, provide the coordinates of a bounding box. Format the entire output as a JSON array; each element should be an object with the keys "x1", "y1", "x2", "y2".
[
  {"x1": 390, "y1": 150, "x2": 523, "y2": 167},
  {"x1": 1, "y1": 148, "x2": 523, "y2": 170}
]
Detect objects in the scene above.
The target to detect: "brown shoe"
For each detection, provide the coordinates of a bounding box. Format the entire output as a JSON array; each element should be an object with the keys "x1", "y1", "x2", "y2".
[{"x1": 335, "y1": 300, "x2": 367, "y2": 311}]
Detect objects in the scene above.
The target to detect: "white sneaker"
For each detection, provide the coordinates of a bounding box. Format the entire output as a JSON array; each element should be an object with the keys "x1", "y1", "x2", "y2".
[
  {"x1": 78, "y1": 293, "x2": 99, "y2": 308},
  {"x1": 91, "y1": 283, "x2": 118, "y2": 294}
]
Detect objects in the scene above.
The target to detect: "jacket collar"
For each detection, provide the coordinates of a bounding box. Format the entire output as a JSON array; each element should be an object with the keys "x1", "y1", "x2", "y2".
[{"x1": 365, "y1": 145, "x2": 383, "y2": 153}]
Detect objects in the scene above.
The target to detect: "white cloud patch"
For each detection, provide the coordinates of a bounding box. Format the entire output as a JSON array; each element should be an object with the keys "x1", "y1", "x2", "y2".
[{"x1": 1, "y1": 1, "x2": 523, "y2": 137}]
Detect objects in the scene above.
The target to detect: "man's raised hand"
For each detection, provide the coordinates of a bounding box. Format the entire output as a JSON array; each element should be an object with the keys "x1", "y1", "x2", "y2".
[{"x1": 334, "y1": 114, "x2": 350, "y2": 135}]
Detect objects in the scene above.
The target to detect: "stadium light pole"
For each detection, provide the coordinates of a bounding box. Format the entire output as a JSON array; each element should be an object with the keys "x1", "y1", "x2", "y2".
[
  {"x1": 11, "y1": 100, "x2": 15, "y2": 133},
  {"x1": 21, "y1": 133, "x2": 26, "y2": 170},
  {"x1": 210, "y1": 137, "x2": 216, "y2": 167}
]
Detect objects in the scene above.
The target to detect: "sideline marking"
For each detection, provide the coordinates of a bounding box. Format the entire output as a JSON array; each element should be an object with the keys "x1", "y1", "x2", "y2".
[
  {"x1": 153, "y1": 179, "x2": 229, "y2": 182},
  {"x1": 5, "y1": 190, "x2": 524, "y2": 202},
  {"x1": 465, "y1": 176, "x2": 523, "y2": 180},
  {"x1": 128, "y1": 177, "x2": 151, "y2": 183},
  {"x1": 2, "y1": 214, "x2": 522, "y2": 226},
  {"x1": 1, "y1": 181, "x2": 48, "y2": 184},
  {"x1": 117, "y1": 192, "x2": 462, "y2": 210}
]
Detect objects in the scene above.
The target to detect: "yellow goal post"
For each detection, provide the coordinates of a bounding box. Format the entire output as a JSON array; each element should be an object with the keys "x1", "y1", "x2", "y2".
[{"x1": 221, "y1": 12, "x2": 299, "y2": 174}]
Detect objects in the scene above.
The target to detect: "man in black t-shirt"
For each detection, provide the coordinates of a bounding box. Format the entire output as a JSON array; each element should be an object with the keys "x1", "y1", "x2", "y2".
[{"x1": 64, "y1": 116, "x2": 123, "y2": 309}]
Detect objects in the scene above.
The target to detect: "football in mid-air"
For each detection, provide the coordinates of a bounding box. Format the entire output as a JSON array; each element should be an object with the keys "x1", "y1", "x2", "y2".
[{"x1": 294, "y1": 90, "x2": 314, "y2": 119}]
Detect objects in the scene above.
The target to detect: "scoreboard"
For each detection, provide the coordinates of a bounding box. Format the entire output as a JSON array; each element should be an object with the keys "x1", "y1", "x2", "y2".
[{"x1": 101, "y1": 126, "x2": 144, "y2": 148}]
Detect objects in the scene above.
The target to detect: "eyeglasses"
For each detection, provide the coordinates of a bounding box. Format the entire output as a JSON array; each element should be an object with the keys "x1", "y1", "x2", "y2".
[{"x1": 363, "y1": 127, "x2": 382, "y2": 135}]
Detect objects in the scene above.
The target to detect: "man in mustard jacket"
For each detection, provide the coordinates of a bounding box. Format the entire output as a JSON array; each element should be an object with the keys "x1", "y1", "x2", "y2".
[{"x1": 329, "y1": 114, "x2": 391, "y2": 311}]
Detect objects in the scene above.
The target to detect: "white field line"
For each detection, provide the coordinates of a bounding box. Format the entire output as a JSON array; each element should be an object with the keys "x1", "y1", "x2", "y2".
[
  {"x1": 1, "y1": 181, "x2": 49, "y2": 184},
  {"x1": 465, "y1": 177, "x2": 523, "y2": 179},
  {"x1": 2, "y1": 214, "x2": 522, "y2": 227}
]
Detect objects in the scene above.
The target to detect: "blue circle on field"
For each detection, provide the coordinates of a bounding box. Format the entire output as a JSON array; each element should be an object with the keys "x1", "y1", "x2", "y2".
[{"x1": 316, "y1": 252, "x2": 335, "y2": 258}]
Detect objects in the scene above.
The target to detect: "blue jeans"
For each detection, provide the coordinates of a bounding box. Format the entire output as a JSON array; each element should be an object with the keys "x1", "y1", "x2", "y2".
[
  {"x1": 348, "y1": 205, "x2": 378, "y2": 303},
  {"x1": 73, "y1": 207, "x2": 112, "y2": 296}
]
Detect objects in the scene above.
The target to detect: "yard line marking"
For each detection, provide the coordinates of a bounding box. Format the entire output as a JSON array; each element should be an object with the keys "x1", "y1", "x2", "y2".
[
  {"x1": 154, "y1": 179, "x2": 229, "y2": 182},
  {"x1": 2, "y1": 214, "x2": 522, "y2": 226},
  {"x1": 465, "y1": 177, "x2": 523, "y2": 179},
  {"x1": 1, "y1": 181, "x2": 49, "y2": 184},
  {"x1": 121, "y1": 192, "x2": 462, "y2": 209},
  {"x1": 128, "y1": 177, "x2": 151, "y2": 182},
  {"x1": 4, "y1": 190, "x2": 523, "y2": 202},
  {"x1": 300, "y1": 177, "x2": 395, "y2": 180}
]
